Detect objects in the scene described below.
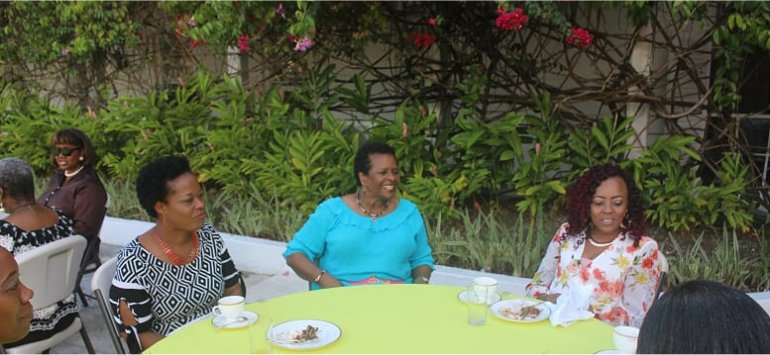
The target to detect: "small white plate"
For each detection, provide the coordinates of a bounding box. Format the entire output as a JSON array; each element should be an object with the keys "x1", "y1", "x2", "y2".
[
  {"x1": 211, "y1": 311, "x2": 259, "y2": 329},
  {"x1": 270, "y1": 319, "x2": 342, "y2": 350},
  {"x1": 594, "y1": 350, "x2": 619, "y2": 354},
  {"x1": 490, "y1": 299, "x2": 550, "y2": 323},
  {"x1": 457, "y1": 290, "x2": 502, "y2": 305}
]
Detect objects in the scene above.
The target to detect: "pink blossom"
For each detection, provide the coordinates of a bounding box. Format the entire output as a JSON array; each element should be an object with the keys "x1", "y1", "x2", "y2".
[
  {"x1": 412, "y1": 32, "x2": 436, "y2": 48},
  {"x1": 238, "y1": 34, "x2": 249, "y2": 52},
  {"x1": 294, "y1": 36, "x2": 315, "y2": 52},
  {"x1": 566, "y1": 27, "x2": 593, "y2": 49},
  {"x1": 428, "y1": 17, "x2": 437, "y2": 27},
  {"x1": 276, "y1": 4, "x2": 285, "y2": 16},
  {"x1": 496, "y1": 7, "x2": 529, "y2": 31},
  {"x1": 61, "y1": 48, "x2": 69, "y2": 57},
  {"x1": 187, "y1": 16, "x2": 196, "y2": 27}
]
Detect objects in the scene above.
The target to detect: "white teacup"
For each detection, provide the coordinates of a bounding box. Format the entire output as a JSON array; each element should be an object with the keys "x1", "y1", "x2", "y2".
[
  {"x1": 472, "y1": 277, "x2": 498, "y2": 303},
  {"x1": 213, "y1": 295, "x2": 245, "y2": 321},
  {"x1": 613, "y1": 325, "x2": 640, "y2": 354}
]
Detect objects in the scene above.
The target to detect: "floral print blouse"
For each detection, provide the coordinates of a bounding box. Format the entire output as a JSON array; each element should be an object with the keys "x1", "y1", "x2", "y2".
[{"x1": 525, "y1": 223, "x2": 667, "y2": 327}]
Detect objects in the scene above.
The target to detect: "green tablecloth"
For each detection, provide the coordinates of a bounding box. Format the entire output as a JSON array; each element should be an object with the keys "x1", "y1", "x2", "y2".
[{"x1": 146, "y1": 284, "x2": 614, "y2": 354}]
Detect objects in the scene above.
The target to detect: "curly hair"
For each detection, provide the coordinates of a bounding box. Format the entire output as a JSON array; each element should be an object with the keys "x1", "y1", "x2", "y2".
[
  {"x1": 136, "y1": 156, "x2": 192, "y2": 218},
  {"x1": 50, "y1": 128, "x2": 98, "y2": 169},
  {"x1": 353, "y1": 141, "x2": 397, "y2": 186},
  {"x1": 565, "y1": 163, "x2": 647, "y2": 246}
]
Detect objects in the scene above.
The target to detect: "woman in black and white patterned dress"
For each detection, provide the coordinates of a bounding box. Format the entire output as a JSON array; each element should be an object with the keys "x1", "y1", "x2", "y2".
[
  {"x1": 0, "y1": 157, "x2": 79, "y2": 348},
  {"x1": 109, "y1": 156, "x2": 242, "y2": 352}
]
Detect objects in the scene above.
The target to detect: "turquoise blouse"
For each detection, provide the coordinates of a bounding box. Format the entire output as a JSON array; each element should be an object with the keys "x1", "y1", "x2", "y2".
[{"x1": 283, "y1": 197, "x2": 434, "y2": 289}]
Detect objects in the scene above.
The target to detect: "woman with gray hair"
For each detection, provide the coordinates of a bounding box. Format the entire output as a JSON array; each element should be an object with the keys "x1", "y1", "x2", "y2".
[{"x1": 0, "y1": 157, "x2": 79, "y2": 348}]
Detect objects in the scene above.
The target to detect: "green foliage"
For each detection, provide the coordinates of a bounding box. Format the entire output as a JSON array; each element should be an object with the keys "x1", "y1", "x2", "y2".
[
  {"x1": 0, "y1": 2, "x2": 139, "y2": 68},
  {"x1": 665, "y1": 226, "x2": 770, "y2": 291}
]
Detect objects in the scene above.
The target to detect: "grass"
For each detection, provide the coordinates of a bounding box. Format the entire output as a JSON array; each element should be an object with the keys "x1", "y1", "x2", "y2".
[{"x1": 70, "y1": 178, "x2": 770, "y2": 293}]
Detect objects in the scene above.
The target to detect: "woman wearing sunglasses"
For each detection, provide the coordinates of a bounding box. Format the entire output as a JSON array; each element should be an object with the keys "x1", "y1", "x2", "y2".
[{"x1": 37, "y1": 128, "x2": 107, "y2": 257}]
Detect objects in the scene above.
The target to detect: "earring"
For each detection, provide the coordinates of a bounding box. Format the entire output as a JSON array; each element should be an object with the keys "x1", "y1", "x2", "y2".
[
  {"x1": 79, "y1": 156, "x2": 84, "y2": 161},
  {"x1": 0, "y1": 191, "x2": 4, "y2": 213}
]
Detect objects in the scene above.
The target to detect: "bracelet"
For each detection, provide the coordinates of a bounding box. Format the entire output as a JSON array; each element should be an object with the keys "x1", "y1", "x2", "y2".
[{"x1": 313, "y1": 270, "x2": 327, "y2": 283}]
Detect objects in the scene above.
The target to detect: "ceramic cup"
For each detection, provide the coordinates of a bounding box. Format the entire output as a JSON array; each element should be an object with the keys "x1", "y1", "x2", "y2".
[
  {"x1": 472, "y1": 276, "x2": 498, "y2": 304},
  {"x1": 213, "y1": 295, "x2": 245, "y2": 321},
  {"x1": 466, "y1": 285, "x2": 488, "y2": 326},
  {"x1": 613, "y1": 325, "x2": 640, "y2": 354}
]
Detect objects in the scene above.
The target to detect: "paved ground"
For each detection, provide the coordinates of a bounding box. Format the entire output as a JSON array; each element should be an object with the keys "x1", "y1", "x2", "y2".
[{"x1": 52, "y1": 243, "x2": 273, "y2": 354}]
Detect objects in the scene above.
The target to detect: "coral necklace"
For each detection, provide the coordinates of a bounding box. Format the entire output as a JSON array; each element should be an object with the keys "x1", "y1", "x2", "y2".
[{"x1": 154, "y1": 229, "x2": 199, "y2": 266}]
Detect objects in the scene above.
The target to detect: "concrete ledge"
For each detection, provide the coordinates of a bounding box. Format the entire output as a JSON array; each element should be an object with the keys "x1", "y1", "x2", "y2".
[{"x1": 100, "y1": 216, "x2": 770, "y2": 308}]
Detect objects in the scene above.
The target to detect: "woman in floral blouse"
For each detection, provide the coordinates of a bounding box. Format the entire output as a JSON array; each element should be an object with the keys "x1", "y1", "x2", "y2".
[{"x1": 526, "y1": 164, "x2": 667, "y2": 327}]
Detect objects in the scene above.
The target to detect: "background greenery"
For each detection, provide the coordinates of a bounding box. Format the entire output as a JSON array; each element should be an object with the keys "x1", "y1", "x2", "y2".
[{"x1": 2, "y1": 1, "x2": 770, "y2": 291}]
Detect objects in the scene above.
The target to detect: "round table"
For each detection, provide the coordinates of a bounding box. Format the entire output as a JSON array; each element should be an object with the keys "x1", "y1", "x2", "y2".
[{"x1": 146, "y1": 284, "x2": 614, "y2": 354}]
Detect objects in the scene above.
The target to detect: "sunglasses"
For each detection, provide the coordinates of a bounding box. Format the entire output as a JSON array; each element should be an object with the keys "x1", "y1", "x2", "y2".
[{"x1": 51, "y1": 147, "x2": 82, "y2": 157}]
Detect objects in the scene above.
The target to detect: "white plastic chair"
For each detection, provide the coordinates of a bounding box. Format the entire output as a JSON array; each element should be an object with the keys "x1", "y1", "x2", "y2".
[
  {"x1": 91, "y1": 256, "x2": 127, "y2": 354},
  {"x1": 6, "y1": 236, "x2": 95, "y2": 354}
]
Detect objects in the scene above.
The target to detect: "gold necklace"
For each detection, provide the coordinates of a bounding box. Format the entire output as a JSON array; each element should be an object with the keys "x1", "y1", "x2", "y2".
[
  {"x1": 356, "y1": 191, "x2": 389, "y2": 221},
  {"x1": 587, "y1": 236, "x2": 614, "y2": 248}
]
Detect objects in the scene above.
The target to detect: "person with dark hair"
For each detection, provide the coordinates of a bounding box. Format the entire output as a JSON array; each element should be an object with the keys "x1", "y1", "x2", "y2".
[
  {"x1": 109, "y1": 156, "x2": 242, "y2": 352},
  {"x1": 0, "y1": 157, "x2": 79, "y2": 347},
  {"x1": 638, "y1": 280, "x2": 770, "y2": 354},
  {"x1": 0, "y1": 247, "x2": 34, "y2": 344},
  {"x1": 283, "y1": 141, "x2": 434, "y2": 289},
  {"x1": 38, "y1": 128, "x2": 107, "y2": 255},
  {"x1": 525, "y1": 164, "x2": 666, "y2": 327}
]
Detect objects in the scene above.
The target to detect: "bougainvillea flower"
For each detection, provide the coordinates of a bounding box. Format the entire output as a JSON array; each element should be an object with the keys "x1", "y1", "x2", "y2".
[
  {"x1": 187, "y1": 16, "x2": 196, "y2": 27},
  {"x1": 276, "y1": 4, "x2": 285, "y2": 16},
  {"x1": 412, "y1": 32, "x2": 436, "y2": 48},
  {"x1": 428, "y1": 17, "x2": 437, "y2": 27},
  {"x1": 190, "y1": 39, "x2": 204, "y2": 49},
  {"x1": 294, "y1": 36, "x2": 315, "y2": 52},
  {"x1": 238, "y1": 34, "x2": 250, "y2": 52},
  {"x1": 496, "y1": 7, "x2": 529, "y2": 31},
  {"x1": 566, "y1": 27, "x2": 593, "y2": 49},
  {"x1": 61, "y1": 48, "x2": 69, "y2": 57}
]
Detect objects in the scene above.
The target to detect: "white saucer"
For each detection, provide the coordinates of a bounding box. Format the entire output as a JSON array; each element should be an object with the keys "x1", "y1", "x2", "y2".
[
  {"x1": 211, "y1": 311, "x2": 259, "y2": 329},
  {"x1": 594, "y1": 350, "x2": 619, "y2": 354},
  {"x1": 457, "y1": 290, "x2": 502, "y2": 305}
]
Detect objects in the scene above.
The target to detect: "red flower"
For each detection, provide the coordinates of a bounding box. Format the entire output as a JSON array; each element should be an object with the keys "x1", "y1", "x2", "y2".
[
  {"x1": 496, "y1": 7, "x2": 529, "y2": 31},
  {"x1": 580, "y1": 268, "x2": 590, "y2": 282},
  {"x1": 428, "y1": 17, "x2": 437, "y2": 27},
  {"x1": 412, "y1": 32, "x2": 436, "y2": 48},
  {"x1": 567, "y1": 27, "x2": 593, "y2": 49},
  {"x1": 626, "y1": 245, "x2": 637, "y2": 253},
  {"x1": 238, "y1": 34, "x2": 250, "y2": 52},
  {"x1": 189, "y1": 39, "x2": 204, "y2": 49},
  {"x1": 642, "y1": 257, "x2": 654, "y2": 270},
  {"x1": 593, "y1": 268, "x2": 605, "y2": 281}
]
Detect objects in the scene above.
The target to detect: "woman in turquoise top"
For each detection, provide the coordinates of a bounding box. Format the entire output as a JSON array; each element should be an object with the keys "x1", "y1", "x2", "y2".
[{"x1": 284, "y1": 142, "x2": 434, "y2": 289}]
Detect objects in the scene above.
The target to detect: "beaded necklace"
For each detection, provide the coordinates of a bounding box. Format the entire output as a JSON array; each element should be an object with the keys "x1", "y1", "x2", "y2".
[
  {"x1": 356, "y1": 190, "x2": 389, "y2": 221},
  {"x1": 154, "y1": 229, "x2": 199, "y2": 266},
  {"x1": 64, "y1": 165, "x2": 85, "y2": 178}
]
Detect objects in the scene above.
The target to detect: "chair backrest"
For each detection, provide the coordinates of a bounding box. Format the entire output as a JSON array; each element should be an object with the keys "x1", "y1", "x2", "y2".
[
  {"x1": 91, "y1": 256, "x2": 126, "y2": 354},
  {"x1": 15, "y1": 236, "x2": 87, "y2": 310}
]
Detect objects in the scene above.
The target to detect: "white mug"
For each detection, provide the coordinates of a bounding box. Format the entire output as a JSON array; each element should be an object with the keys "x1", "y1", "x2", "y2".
[
  {"x1": 472, "y1": 277, "x2": 498, "y2": 303},
  {"x1": 613, "y1": 325, "x2": 640, "y2": 354},
  {"x1": 213, "y1": 295, "x2": 245, "y2": 321}
]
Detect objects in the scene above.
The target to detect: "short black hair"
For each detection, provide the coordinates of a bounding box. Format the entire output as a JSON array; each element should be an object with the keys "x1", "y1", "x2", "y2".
[
  {"x1": 638, "y1": 280, "x2": 770, "y2": 353},
  {"x1": 136, "y1": 156, "x2": 192, "y2": 218},
  {"x1": 353, "y1": 141, "x2": 397, "y2": 186}
]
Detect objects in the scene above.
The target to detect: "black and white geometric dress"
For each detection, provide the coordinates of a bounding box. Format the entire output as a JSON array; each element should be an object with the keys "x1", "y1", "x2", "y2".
[{"x1": 109, "y1": 223, "x2": 239, "y2": 352}]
